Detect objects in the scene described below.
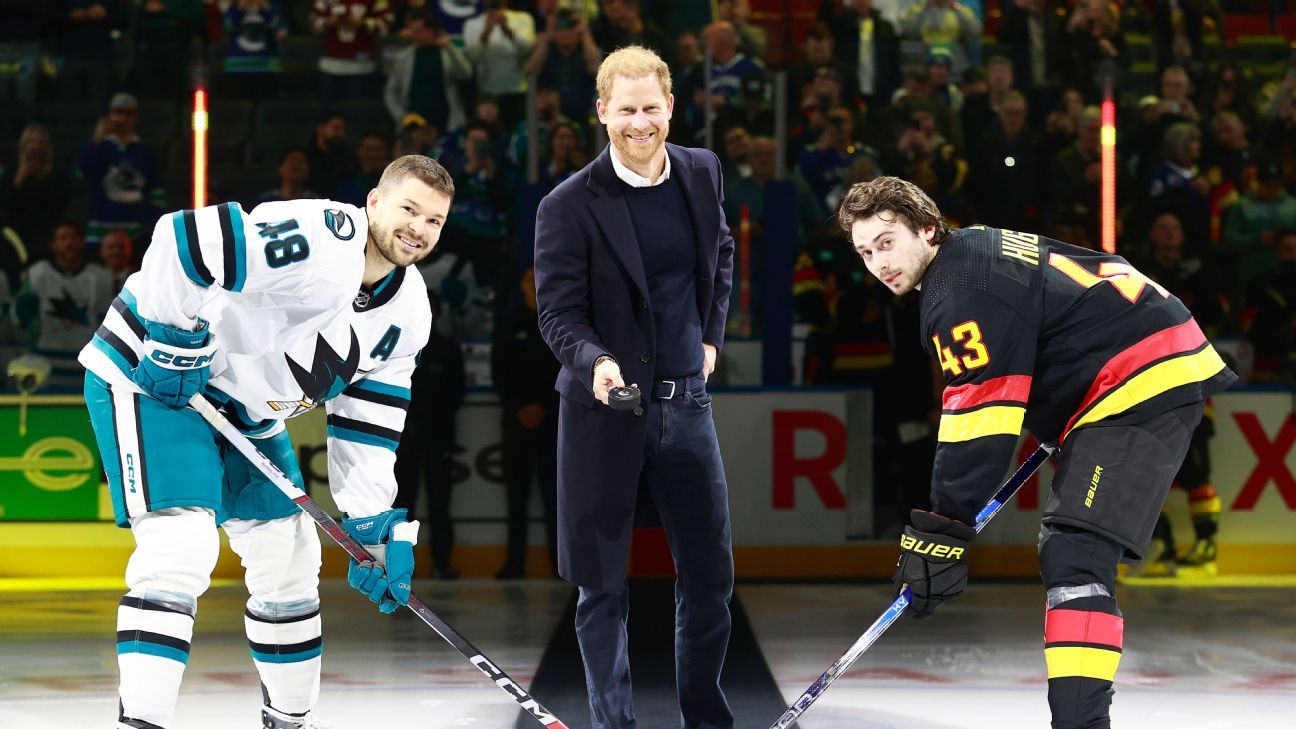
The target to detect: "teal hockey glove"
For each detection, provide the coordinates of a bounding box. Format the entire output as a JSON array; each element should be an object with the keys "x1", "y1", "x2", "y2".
[
  {"x1": 341, "y1": 508, "x2": 419, "y2": 614},
  {"x1": 132, "y1": 320, "x2": 215, "y2": 408}
]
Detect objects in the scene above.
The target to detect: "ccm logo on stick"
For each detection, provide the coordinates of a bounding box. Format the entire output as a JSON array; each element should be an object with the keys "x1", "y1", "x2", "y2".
[
  {"x1": 470, "y1": 656, "x2": 562, "y2": 725},
  {"x1": 900, "y1": 536, "x2": 965, "y2": 559},
  {"x1": 149, "y1": 351, "x2": 214, "y2": 369}
]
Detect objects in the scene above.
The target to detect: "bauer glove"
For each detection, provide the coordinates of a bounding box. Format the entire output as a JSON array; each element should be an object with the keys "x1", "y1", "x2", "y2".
[
  {"x1": 132, "y1": 320, "x2": 215, "y2": 408},
  {"x1": 892, "y1": 509, "x2": 975, "y2": 619},
  {"x1": 341, "y1": 508, "x2": 419, "y2": 614}
]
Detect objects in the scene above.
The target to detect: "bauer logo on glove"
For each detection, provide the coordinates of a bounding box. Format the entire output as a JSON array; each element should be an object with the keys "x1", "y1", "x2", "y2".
[{"x1": 898, "y1": 534, "x2": 966, "y2": 560}]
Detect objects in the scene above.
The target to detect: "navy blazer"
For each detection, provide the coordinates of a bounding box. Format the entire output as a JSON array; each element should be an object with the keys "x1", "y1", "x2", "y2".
[{"x1": 533, "y1": 143, "x2": 734, "y2": 593}]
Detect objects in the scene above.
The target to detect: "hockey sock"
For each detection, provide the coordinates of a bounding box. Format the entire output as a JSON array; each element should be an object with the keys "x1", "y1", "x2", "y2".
[
  {"x1": 1186, "y1": 485, "x2": 1221, "y2": 541},
  {"x1": 116, "y1": 591, "x2": 196, "y2": 728},
  {"x1": 1040, "y1": 527, "x2": 1124, "y2": 729},
  {"x1": 246, "y1": 599, "x2": 323, "y2": 715}
]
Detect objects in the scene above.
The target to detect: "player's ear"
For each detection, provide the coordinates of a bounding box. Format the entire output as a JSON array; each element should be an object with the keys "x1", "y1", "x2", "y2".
[{"x1": 366, "y1": 187, "x2": 380, "y2": 212}]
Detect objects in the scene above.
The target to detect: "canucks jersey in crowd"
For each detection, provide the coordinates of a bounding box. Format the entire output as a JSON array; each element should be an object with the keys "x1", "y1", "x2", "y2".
[
  {"x1": 922, "y1": 225, "x2": 1236, "y2": 524},
  {"x1": 79, "y1": 197, "x2": 431, "y2": 524}
]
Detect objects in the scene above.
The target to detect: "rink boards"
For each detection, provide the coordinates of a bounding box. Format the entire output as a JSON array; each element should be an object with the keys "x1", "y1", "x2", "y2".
[{"x1": 1, "y1": 388, "x2": 1293, "y2": 578}]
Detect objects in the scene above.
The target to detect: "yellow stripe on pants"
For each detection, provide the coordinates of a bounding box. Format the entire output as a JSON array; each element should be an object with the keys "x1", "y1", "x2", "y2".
[{"x1": 1045, "y1": 646, "x2": 1122, "y2": 681}]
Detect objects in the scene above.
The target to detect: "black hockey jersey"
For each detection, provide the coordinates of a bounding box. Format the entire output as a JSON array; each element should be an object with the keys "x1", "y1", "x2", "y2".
[{"x1": 920, "y1": 225, "x2": 1237, "y2": 524}]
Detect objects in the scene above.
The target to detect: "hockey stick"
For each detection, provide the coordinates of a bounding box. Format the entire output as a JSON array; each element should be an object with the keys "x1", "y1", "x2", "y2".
[
  {"x1": 768, "y1": 443, "x2": 1057, "y2": 729},
  {"x1": 188, "y1": 394, "x2": 570, "y2": 729}
]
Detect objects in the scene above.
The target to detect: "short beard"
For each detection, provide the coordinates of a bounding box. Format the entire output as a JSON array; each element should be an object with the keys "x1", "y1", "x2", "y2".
[
  {"x1": 611, "y1": 123, "x2": 667, "y2": 167},
  {"x1": 368, "y1": 220, "x2": 415, "y2": 268}
]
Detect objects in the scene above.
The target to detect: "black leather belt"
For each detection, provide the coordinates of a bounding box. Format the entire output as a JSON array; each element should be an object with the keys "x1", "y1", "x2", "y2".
[{"x1": 651, "y1": 374, "x2": 704, "y2": 401}]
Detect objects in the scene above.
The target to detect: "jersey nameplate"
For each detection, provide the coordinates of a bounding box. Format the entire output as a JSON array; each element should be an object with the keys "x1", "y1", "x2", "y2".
[{"x1": 1000, "y1": 230, "x2": 1041, "y2": 267}]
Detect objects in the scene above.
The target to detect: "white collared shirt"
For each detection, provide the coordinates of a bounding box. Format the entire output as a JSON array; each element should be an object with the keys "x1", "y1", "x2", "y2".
[{"x1": 610, "y1": 145, "x2": 671, "y2": 188}]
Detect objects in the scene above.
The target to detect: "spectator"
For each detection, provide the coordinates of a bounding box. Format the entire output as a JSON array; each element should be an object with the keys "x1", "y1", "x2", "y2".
[
  {"x1": 1063, "y1": 0, "x2": 1123, "y2": 101},
  {"x1": 714, "y1": 71, "x2": 775, "y2": 144},
  {"x1": 77, "y1": 93, "x2": 165, "y2": 247},
  {"x1": 510, "y1": 85, "x2": 563, "y2": 166},
  {"x1": 99, "y1": 228, "x2": 134, "y2": 293},
  {"x1": 788, "y1": 66, "x2": 847, "y2": 155},
  {"x1": 419, "y1": 240, "x2": 493, "y2": 340},
  {"x1": 491, "y1": 266, "x2": 560, "y2": 579},
  {"x1": 719, "y1": 125, "x2": 751, "y2": 181},
  {"x1": 133, "y1": 0, "x2": 205, "y2": 99},
  {"x1": 1157, "y1": 65, "x2": 1201, "y2": 125},
  {"x1": 1152, "y1": 0, "x2": 1221, "y2": 76},
  {"x1": 899, "y1": 0, "x2": 982, "y2": 81},
  {"x1": 1138, "y1": 211, "x2": 1225, "y2": 334},
  {"x1": 883, "y1": 107, "x2": 967, "y2": 218},
  {"x1": 222, "y1": 0, "x2": 288, "y2": 101},
  {"x1": 675, "y1": 28, "x2": 702, "y2": 82},
  {"x1": 1200, "y1": 61, "x2": 1257, "y2": 131},
  {"x1": 311, "y1": 0, "x2": 393, "y2": 105},
  {"x1": 1222, "y1": 162, "x2": 1296, "y2": 284},
  {"x1": 971, "y1": 89, "x2": 1043, "y2": 231},
  {"x1": 0, "y1": 214, "x2": 29, "y2": 292},
  {"x1": 1148, "y1": 121, "x2": 1210, "y2": 253},
  {"x1": 1050, "y1": 105, "x2": 1109, "y2": 243},
  {"x1": 888, "y1": 67, "x2": 963, "y2": 149},
  {"x1": 798, "y1": 105, "x2": 869, "y2": 207},
  {"x1": 385, "y1": 10, "x2": 472, "y2": 137},
  {"x1": 538, "y1": 119, "x2": 585, "y2": 191},
  {"x1": 463, "y1": 0, "x2": 536, "y2": 127},
  {"x1": 700, "y1": 20, "x2": 765, "y2": 106},
  {"x1": 334, "y1": 131, "x2": 391, "y2": 206},
  {"x1": 1241, "y1": 228, "x2": 1296, "y2": 383},
  {"x1": 447, "y1": 119, "x2": 513, "y2": 291},
  {"x1": 1042, "y1": 86, "x2": 1085, "y2": 158},
  {"x1": 0, "y1": 1, "x2": 48, "y2": 104},
  {"x1": 996, "y1": 0, "x2": 1066, "y2": 102},
  {"x1": 393, "y1": 289, "x2": 466, "y2": 580},
  {"x1": 961, "y1": 54, "x2": 1014, "y2": 152},
  {"x1": 787, "y1": 22, "x2": 860, "y2": 113},
  {"x1": 818, "y1": 0, "x2": 901, "y2": 114},
  {"x1": 392, "y1": 113, "x2": 443, "y2": 158},
  {"x1": 715, "y1": 0, "x2": 766, "y2": 60},
  {"x1": 58, "y1": 1, "x2": 127, "y2": 104},
  {"x1": 305, "y1": 111, "x2": 350, "y2": 198},
  {"x1": 590, "y1": 0, "x2": 671, "y2": 61},
  {"x1": 725, "y1": 135, "x2": 826, "y2": 248},
  {"x1": 1202, "y1": 110, "x2": 1261, "y2": 195},
  {"x1": 14, "y1": 221, "x2": 114, "y2": 389},
  {"x1": 258, "y1": 147, "x2": 319, "y2": 203},
  {"x1": 924, "y1": 48, "x2": 964, "y2": 112},
  {"x1": 0, "y1": 123, "x2": 73, "y2": 262},
  {"x1": 524, "y1": 6, "x2": 600, "y2": 126}
]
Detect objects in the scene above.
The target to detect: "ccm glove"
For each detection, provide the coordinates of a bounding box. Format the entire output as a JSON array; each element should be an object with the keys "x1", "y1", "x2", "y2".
[
  {"x1": 132, "y1": 320, "x2": 216, "y2": 408},
  {"x1": 341, "y1": 508, "x2": 419, "y2": 614},
  {"x1": 892, "y1": 509, "x2": 976, "y2": 619}
]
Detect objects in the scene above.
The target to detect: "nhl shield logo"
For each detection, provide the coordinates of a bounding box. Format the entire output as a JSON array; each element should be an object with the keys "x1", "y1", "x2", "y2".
[{"x1": 324, "y1": 208, "x2": 356, "y2": 240}]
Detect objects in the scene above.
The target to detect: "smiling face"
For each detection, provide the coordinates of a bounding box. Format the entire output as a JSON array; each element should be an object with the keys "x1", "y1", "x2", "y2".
[
  {"x1": 851, "y1": 212, "x2": 939, "y2": 295},
  {"x1": 366, "y1": 176, "x2": 452, "y2": 268},
  {"x1": 597, "y1": 73, "x2": 673, "y2": 173}
]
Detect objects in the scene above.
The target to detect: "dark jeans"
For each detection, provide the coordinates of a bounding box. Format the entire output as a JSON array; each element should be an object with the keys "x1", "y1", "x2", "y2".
[
  {"x1": 393, "y1": 422, "x2": 456, "y2": 571},
  {"x1": 319, "y1": 71, "x2": 377, "y2": 106},
  {"x1": 575, "y1": 380, "x2": 734, "y2": 729},
  {"x1": 501, "y1": 408, "x2": 558, "y2": 573}
]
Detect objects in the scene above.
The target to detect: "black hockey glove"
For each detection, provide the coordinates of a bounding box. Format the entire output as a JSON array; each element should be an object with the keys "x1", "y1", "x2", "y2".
[{"x1": 892, "y1": 509, "x2": 976, "y2": 619}]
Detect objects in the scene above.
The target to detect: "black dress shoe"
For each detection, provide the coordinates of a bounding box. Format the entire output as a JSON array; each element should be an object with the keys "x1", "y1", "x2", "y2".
[{"x1": 495, "y1": 564, "x2": 524, "y2": 580}]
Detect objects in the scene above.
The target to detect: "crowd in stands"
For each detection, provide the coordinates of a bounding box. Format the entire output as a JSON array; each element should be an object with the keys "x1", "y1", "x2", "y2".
[{"x1": 0, "y1": 0, "x2": 1294, "y2": 504}]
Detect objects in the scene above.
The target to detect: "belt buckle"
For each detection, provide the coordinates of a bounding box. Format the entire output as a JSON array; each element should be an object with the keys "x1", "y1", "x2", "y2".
[{"x1": 660, "y1": 379, "x2": 677, "y2": 400}]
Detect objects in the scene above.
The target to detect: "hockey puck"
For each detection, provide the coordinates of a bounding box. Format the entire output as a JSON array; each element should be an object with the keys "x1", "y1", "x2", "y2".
[{"x1": 607, "y1": 386, "x2": 640, "y2": 411}]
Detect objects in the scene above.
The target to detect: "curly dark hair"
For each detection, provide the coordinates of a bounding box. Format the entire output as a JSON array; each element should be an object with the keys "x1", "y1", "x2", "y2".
[{"x1": 836, "y1": 176, "x2": 948, "y2": 245}]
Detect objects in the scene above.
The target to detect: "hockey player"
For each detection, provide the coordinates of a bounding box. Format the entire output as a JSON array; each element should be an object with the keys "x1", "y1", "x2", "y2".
[
  {"x1": 838, "y1": 177, "x2": 1235, "y2": 729},
  {"x1": 78, "y1": 155, "x2": 455, "y2": 729}
]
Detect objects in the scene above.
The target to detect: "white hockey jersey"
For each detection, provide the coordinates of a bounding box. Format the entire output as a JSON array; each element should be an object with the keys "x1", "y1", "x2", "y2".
[
  {"x1": 78, "y1": 198, "x2": 432, "y2": 517},
  {"x1": 23, "y1": 259, "x2": 115, "y2": 388}
]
